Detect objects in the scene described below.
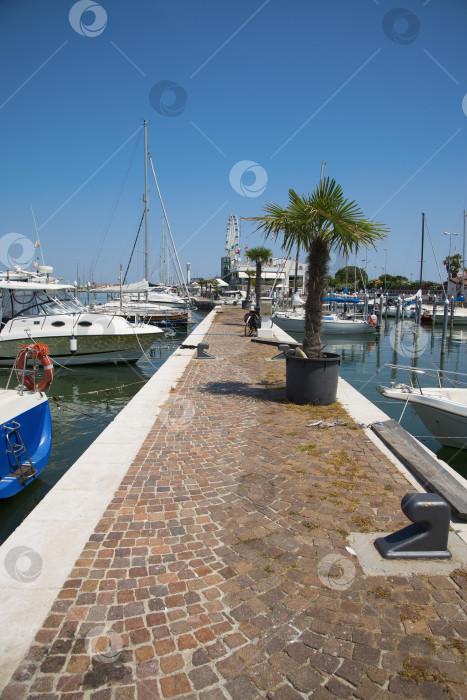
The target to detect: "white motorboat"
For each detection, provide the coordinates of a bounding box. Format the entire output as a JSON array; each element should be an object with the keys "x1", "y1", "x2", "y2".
[
  {"x1": 0, "y1": 270, "x2": 163, "y2": 366},
  {"x1": 422, "y1": 307, "x2": 467, "y2": 326},
  {"x1": 272, "y1": 310, "x2": 377, "y2": 335},
  {"x1": 377, "y1": 366, "x2": 467, "y2": 449}
]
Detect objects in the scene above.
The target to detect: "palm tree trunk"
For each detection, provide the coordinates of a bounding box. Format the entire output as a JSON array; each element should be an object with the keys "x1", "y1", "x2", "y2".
[
  {"x1": 255, "y1": 262, "x2": 261, "y2": 305},
  {"x1": 303, "y1": 238, "x2": 329, "y2": 358}
]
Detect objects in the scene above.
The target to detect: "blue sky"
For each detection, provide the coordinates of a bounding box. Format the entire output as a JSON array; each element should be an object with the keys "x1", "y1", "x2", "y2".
[{"x1": 0, "y1": 0, "x2": 466, "y2": 285}]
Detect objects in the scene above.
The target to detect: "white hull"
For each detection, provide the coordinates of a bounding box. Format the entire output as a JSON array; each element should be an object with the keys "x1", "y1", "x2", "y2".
[
  {"x1": 0, "y1": 312, "x2": 162, "y2": 366},
  {"x1": 377, "y1": 385, "x2": 467, "y2": 449},
  {"x1": 272, "y1": 313, "x2": 377, "y2": 335},
  {"x1": 432, "y1": 310, "x2": 467, "y2": 326},
  {"x1": 384, "y1": 307, "x2": 416, "y2": 318}
]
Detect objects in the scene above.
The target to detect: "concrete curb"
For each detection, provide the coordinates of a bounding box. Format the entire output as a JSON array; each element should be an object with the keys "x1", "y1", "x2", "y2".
[{"x1": 0, "y1": 308, "x2": 217, "y2": 690}]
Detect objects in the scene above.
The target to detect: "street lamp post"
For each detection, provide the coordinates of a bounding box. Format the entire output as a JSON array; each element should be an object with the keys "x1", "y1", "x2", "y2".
[{"x1": 444, "y1": 231, "x2": 459, "y2": 292}]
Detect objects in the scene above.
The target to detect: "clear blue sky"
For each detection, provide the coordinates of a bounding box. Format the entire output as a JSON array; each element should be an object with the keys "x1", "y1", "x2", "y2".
[{"x1": 0, "y1": 0, "x2": 466, "y2": 285}]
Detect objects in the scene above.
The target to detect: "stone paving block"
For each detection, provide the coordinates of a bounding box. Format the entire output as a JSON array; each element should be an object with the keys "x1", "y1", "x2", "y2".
[{"x1": 1, "y1": 308, "x2": 466, "y2": 699}]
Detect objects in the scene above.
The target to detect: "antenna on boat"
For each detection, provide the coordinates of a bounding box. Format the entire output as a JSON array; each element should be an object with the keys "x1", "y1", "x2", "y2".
[{"x1": 30, "y1": 205, "x2": 45, "y2": 267}]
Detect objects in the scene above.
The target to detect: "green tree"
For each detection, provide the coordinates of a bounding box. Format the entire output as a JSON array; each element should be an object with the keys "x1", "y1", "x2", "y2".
[
  {"x1": 245, "y1": 246, "x2": 272, "y2": 305},
  {"x1": 443, "y1": 253, "x2": 462, "y2": 278},
  {"x1": 334, "y1": 265, "x2": 368, "y2": 289},
  {"x1": 249, "y1": 178, "x2": 387, "y2": 358}
]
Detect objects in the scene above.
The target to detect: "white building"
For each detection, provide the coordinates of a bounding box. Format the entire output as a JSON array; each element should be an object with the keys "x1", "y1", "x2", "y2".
[{"x1": 229, "y1": 256, "x2": 306, "y2": 296}]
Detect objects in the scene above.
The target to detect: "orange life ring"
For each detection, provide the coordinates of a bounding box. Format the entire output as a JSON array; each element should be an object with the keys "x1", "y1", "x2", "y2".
[
  {"x1": 16, "y1": 343, "x2": 54, "y2": 392},
  {"x1": 368, "y1": 315, "x2": 376, "y2": 326}
]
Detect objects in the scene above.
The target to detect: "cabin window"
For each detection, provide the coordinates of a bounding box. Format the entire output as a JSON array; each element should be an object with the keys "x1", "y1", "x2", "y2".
[
  {"x1": 52, "y1": 321, "x2": 65, "y2": 327},
  {"x1": 78, "y1": 321, "x2": 92, "y2": 327}
]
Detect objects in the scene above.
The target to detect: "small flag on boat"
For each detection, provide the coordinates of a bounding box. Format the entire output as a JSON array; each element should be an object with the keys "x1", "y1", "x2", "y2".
[
  {"x1": 34, "y1": 239, "x2": 40, "y2": 248},
  {"x1": 245, "y1": 245, "x2": 248, "y2": 250},
  {"x1": 33, "y1": 261, "x2": 38, "y2": 269}
]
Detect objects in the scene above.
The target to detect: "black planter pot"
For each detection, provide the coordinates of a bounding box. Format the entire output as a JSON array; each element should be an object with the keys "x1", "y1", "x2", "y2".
[
  {"x1": 285, "y1": 352, "x2": 341, "y2": 406},
  {"x1": 241, "y1": 300, "x2": 252, "y2": 309}
]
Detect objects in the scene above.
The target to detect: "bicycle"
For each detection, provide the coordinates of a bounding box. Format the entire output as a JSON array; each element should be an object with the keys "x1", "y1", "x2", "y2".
[{"x1": 244, "y1": 309, "x2": 261, "y2": 336}]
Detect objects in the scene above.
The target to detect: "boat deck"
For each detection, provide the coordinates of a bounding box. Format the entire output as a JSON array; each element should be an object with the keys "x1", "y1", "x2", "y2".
[{"x1": 1, "y1": 307, "x2": 467, "y2": 699}]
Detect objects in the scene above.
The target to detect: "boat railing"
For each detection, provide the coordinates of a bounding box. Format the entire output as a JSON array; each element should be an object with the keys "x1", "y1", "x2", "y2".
[{"x1": 385, "y1": 363, "x2": 467, "y2": 391}]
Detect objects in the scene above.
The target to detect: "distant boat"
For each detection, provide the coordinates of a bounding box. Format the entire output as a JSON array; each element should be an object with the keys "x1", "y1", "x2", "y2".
[
  {"x1": 272, "y1": 310, "x2": 377, "y2": 335},
  {"x1": 421, "y1": 306, "x2": 467, "y2": 326},
  {"x1": 0, "y1": 344, "x2": 53, "y2": 498}
]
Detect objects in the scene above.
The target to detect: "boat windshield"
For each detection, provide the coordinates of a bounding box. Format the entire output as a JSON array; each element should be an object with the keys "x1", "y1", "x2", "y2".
[{"x1": 1, "y1": 288, "x2": 83, "y2": 322}]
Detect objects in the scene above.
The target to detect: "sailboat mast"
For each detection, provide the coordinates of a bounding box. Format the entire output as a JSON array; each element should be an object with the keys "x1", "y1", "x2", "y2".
[
  {"x1": 143, "y1": 120, "x2": 149, "y2": 281},
  {"x1": 419, "y1": 212, "x2": 425, "y2": 290},
  {"x1": 462, "y1": 208, "x2": 466, "y2": 307}
]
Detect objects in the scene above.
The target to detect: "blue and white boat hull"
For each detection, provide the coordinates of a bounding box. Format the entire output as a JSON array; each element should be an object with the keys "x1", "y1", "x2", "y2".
[{"x1": 0, "y1": 390, "x2": 52, "y2": 498}]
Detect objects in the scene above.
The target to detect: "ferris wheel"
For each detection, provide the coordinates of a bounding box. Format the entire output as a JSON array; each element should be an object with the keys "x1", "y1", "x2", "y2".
[{"x1": 225, "y1": 214, "x2": 241, "y2": 265}]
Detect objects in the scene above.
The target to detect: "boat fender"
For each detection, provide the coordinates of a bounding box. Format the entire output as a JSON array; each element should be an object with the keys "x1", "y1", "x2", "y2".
[
  {"x1": 16, "y1": 343, "x2": 54, "y2": 392},
  {"x1": 70, "y1": 335, "x2": 77, "y2": 354}
]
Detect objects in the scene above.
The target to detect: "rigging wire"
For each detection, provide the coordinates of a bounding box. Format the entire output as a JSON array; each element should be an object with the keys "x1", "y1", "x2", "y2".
[
  {"x1": 424, "y1": 216, "x2": 447, "y2": 298},
  {"x1": 123, "y1": 209, "x2": 145, "y2": 284},
  {"x1": 90, "y1": 131, "x2": 142, "y2": 280}
]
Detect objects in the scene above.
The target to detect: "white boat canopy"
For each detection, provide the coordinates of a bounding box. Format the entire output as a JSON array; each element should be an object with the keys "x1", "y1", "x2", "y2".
[
  {"x1": 214, "y1": 278, "x2": 229, "y2": 287},
  {"x1": 92, "y1": 280, "x2": 150, "y2": 294},
  {"x1": 0, "y1": 280, "x2": 74, "y2": 291}
]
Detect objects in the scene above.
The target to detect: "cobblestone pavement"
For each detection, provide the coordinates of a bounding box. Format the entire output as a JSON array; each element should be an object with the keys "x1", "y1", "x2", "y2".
[{"x1": 2, "y1": 308, "x2": 467, "y2": 699}]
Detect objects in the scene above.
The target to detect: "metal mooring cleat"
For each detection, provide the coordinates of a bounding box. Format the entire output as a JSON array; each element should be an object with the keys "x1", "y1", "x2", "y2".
[
  {"x1": 196, "y1": 342, "x2": 215, "y2": 359},
  {"x1": 375, "y1": 493, "x2": 452, "y2": 559},
  {"x1": 271, "y1": 344, "x2": 292, "y2": 360}
]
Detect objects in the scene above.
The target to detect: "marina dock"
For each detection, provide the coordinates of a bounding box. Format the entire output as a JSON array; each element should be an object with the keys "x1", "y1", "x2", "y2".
[{"x1": 1, "y1": 307, "x2": 467, "y2": 699}]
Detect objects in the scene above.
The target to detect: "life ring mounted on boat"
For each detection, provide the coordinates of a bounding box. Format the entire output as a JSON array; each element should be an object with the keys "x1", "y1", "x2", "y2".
[
  {"x1": 16, "y1": 343, "x2": 54, "y2": 392},
  {"x1": 368, "y1": 314, "x2": 377, "y2": 326}
]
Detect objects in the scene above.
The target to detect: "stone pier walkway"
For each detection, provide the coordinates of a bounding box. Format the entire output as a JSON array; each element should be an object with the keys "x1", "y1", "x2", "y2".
[{"x1": 2, "y1": 308, "x2": 467, "y2": 699}]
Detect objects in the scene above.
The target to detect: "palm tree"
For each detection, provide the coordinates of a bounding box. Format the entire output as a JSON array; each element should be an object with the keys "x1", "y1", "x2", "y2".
[
  {"x1": 249, "y1": 178, "x2": 388, "y2": 358},
  {"x1": 245, "y1": 246, "x2": 272, "y2": 306}
]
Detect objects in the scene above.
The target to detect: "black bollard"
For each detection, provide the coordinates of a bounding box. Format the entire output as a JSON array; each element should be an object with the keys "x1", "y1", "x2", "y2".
[{"x1": 375, "y1": 493, "x2": 451, "y2": 559}]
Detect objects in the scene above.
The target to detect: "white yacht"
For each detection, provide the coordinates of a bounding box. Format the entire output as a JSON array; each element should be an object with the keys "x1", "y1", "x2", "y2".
[
  {"x1": 272, "y1": 310, "x2": 377, "y2": 335},
  {"x1": 377, "y1": 365, "x2": 467, "y2": 449},
  {"x1": 0, "y1": 268, "x2": 163, "y2": 366}
]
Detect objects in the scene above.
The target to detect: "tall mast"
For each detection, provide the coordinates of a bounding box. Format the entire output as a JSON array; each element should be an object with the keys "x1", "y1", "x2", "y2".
[
  {"x1": 143, "y1": 120, "x2": 149, "y2": 281},
  {"x1": 419, "y1": 212, "x2": 425, "y2": 290},
  {"x1": 462, "y1": 209, "x2": 466, "y2": 307}
]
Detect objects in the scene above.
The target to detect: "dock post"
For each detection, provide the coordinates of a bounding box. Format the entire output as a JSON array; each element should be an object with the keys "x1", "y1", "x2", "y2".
[
  {"x1": 441, "y1": 299, "x2": 449, "y2": 347},
  {"x1": 432, "y1": 295, "x2": 436, "y2": 326},
  {"x1": 450, "y1": 296, "x2": 455, "y2": 328},
  {"x1": 378, "y1": 295, "x2": 384, "y2": 326},
  {"x1": 364, "y1": 293, "x2": 368, "y2": 318},
  {"x1": 416, "y1": 296, "x2": 422, "y2": 325},
  {"x1": 395, "y1": 299, "x2": 401, "y2": 324}
]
